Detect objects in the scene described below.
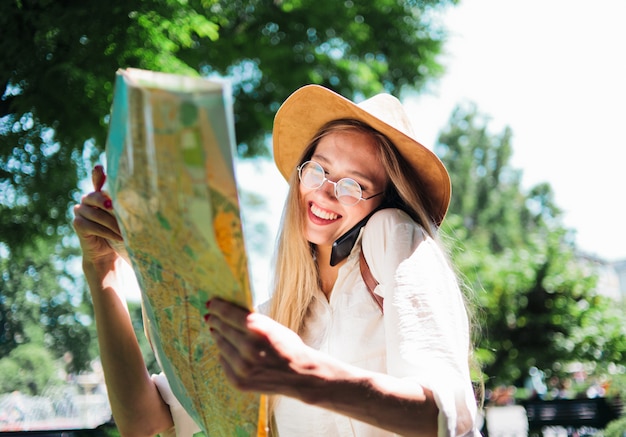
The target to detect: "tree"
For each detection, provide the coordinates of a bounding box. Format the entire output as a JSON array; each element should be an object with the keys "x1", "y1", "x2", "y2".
[
  {"x1": 1, "y1": 0, "x2": 455, "y2": 252},
  {"x1": 0, "y1": 0, "x2": 457, "y2": 381},
  {"x1": 0, "y1": 237, "x2": 95, "y2": 373},
  {"x1": 437, "y1": 103, "x2": 626, "y2": 393},
  {"x1": 0, "y1": 344, "x2": 61, "y2": 395}
]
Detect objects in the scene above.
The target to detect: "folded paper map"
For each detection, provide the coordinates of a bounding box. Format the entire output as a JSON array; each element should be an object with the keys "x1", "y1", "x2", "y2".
[{"x1": 105, "y1": 68, "x2": 261, "y2": 436}]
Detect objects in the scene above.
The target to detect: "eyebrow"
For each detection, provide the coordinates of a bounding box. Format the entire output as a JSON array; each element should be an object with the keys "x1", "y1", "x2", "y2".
[{"x1": 311, "y1": 153, "x2": 377, "y2": 188}]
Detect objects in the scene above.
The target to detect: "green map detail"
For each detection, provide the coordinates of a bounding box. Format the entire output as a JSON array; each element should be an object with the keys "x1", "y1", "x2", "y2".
[
  {"x1": 193, "y1": 344, "x2": 205, "y2": 362},
  {"x1": 164, "y1": 307, "x2": 173, "y2": 321},
  {"x1": 157, "y1": 211, "x2": 172, "y2": 230},
  {"x1": 180, "y1": 101, "x2": 198, "y2": 126},
  {"x1": 189, "y1": 289, "x2": 210, "y2": 312},
  {"x1": 184, "y1": 244, "x2": 197, "y2": 260},
  {"x1": 182, "y1": 138, "x2": 204, "y2": 166},
  {"x1": 148, "y1": 259, "x2": 163, "y2": 282}
]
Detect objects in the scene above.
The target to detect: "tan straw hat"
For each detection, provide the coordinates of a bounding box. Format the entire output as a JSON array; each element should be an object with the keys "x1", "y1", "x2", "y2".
[{"x1": 272, "y1": 84, "x2": 451, "y2": 225}]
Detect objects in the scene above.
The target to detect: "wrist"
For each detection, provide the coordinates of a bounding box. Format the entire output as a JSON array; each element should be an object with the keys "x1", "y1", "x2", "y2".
[
  {"x1": 82, "y1": 253, "x2": 125, "y2": 290},
  {"x1": 287, "y1": 352, "x2": 364, "y2": 406},
  {"x1": 83, "y1": 253, "x2": 117, "y2": 274}
]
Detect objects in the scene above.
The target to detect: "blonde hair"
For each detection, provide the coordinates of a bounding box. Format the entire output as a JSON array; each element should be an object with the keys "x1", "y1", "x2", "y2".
[{"x1": 269, "y1": 119, "x2": 441, "y2": 332}]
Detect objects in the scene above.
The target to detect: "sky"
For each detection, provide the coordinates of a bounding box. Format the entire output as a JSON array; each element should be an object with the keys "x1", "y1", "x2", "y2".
[{"x1": 406, "y1": 0, "x2": 626, "y2": 261}]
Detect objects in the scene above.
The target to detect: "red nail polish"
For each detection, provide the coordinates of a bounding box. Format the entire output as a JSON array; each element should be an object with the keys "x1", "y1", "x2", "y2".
[
  {"x1": 205, "y1": 300, "x2": 211, "y2": 308},
  {"x1": 104, "y1": 199, "x2": 112, "y2": 209},
  {"x1": 203, "y1": 313, "x2": 210, "y2": 322}
]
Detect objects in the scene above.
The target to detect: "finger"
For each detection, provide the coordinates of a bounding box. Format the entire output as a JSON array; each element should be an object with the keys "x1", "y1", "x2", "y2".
[
  {"x1": 211, "y1": 327, "x2": 276, "y2": 392},
  {"x1": 209, "y1": 313, "x2": 261, "y2": 353},
  {"x1": 80, "y1": 191, "x2": 114, "y2": 213},
  {"x1": 209, "y1": 317, "x2": 282, "y2": 376},
  {"x1": 216, "y1": 349, "x2": 267, "y2": 392},
  {"x1": 73, "y1": 204, "x2": 123, "y2": 241},
  {"x1": 214, "y1": 334, "x2": 293, "y2": 395},
  {"x1": 92, "y1": 165, "x2": 106, "y2": 192},
  {"x1": 88, "y1": 166, "x2": 114, "y2": 211},
  {"x1": 216, "y1": 350, "x2": 253, "y2": 391},
  {"x1": 207, "y1": 298, "x2": 252, "y2": 332},
  {"x1": 74, "y1": 197, "x2": 119, "y2": 230},
  {"x1": 73, "y1": 212, "x2": 123, "y2": 242}
]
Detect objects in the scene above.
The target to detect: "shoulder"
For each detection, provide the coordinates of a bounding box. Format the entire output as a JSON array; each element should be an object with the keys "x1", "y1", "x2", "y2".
[
  {"x1": 361, "y1": 209, "x2": 459, "y2": 300},
  {"x1": 360, "y1": 208, "x2": 428, "y2": 282},
  {"x1": 362, "y1": 208, "x2": 426, "y2": 251},
  {"x1": 367, "y1": 207, "x2": 416, "y2": 228}
]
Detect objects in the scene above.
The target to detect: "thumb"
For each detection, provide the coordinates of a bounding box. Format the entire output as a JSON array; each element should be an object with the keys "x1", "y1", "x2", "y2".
[{"x1": 92, "y1": 165, "x2": 106, "y2": 192}]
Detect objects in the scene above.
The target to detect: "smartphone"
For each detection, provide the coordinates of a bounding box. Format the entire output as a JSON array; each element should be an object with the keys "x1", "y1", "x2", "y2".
[{"x1": 329, "y1": 208, "x2": 384, "y2": 266}]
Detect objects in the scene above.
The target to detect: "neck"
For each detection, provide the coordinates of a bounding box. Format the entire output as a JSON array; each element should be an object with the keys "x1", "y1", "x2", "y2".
[{"x1": 316, "y1": 245, "x2": 342, "y2": 299}]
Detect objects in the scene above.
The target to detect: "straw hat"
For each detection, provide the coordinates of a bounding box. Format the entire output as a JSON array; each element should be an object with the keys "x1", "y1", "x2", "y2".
[{"x1": 272, "y1": 84, "x2": 451, "y2": 225}]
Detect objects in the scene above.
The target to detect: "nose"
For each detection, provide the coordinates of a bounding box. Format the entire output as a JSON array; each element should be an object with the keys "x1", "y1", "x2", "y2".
[{"x1": 317, "y1": 179, "x2": 337, "y2": 200}]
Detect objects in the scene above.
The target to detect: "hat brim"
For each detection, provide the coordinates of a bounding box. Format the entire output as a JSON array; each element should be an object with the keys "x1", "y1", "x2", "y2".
[{"x1": 272, "y1": 85, "x2": 450, "y2": 225}]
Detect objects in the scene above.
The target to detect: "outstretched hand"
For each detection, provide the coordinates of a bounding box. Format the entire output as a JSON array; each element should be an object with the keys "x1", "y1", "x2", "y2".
[{"x1": 204, "y1": 298, "x2": 322, "y2": 400}]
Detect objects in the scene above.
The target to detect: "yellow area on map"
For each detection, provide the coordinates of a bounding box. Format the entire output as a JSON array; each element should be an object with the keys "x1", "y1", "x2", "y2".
[{"x1": 105, "y1": 69, "x2": 261, "y2": 436}]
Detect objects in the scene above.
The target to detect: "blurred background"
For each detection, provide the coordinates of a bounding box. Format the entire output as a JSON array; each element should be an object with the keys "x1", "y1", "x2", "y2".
[{"x1": 1, "y1": 0, "x2": 624, "y2": 435}]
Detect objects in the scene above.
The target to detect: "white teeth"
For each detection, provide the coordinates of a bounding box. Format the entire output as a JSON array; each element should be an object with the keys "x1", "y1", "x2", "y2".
[{"x1": 311, "y1": 203, "x2": 338, "y2": 220}]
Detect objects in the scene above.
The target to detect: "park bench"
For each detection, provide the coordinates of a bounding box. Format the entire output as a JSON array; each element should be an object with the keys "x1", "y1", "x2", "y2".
[{"x1": 523, "y1": 397, "x2": 622, "y2": 435}]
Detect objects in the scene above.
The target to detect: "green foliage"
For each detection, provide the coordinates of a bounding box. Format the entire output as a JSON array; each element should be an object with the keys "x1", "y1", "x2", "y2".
[
  {"x1": 99, "y1": 424, "x2": 122, "y2": 437},
  {"x1": 197, "y1": 0, "x2": 453, "y2": 156},
  {"x1": 569, "y1": 295, "x2": 626, "y2": 367},
  {"x1": 0, "y1": 359, "x2": 21, "y2": 394},
  {"x1": 0, "y1": 237, "x2": 96, "y2": 373},
  {"x1": 0, "y1": 344, "x2": 61, "y2": 395},
  {"x1": 0, "y1": 0, "x2": 457, "y2": 382},
  {"x1": 598, "y1": 415, "x2": 626, "y2": 437},
  {"x1": 605, "y1": 369, "x2": 626, "y2": 400},
  {"x1": 437, "y1": 103, "x2": 564, "y2": 253},
  {"x1": 437, "y1": 103, "x2": 626, "y2": 394},
  {"x1": 1, "y1": 1, "x2": 456, "y2": 254}
]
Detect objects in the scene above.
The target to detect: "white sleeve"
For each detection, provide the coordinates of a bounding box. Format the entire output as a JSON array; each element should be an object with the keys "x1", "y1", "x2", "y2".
[
  {"x1": 362, "y1": 209, "x2": 478, "y2": 436},
  {"x1": 152, "y1": 372, "x2": 202, "y2": 437}
]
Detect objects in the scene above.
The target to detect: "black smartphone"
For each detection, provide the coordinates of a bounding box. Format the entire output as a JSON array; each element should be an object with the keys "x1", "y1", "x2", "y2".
[{"x1": 329, "y1": 208, "x2": 383, "y2": 266}]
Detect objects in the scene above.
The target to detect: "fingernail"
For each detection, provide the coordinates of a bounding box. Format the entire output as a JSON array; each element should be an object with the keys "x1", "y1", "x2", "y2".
[
  {"x1": 205, "y1": 300, "x2": 211, "y2": 309},
  {"x1": 203, "y1": 313, "x2": 210, "y2": 322},
  {"x1": 104, "y1": 199, "x2": 112, "y2": 209}
]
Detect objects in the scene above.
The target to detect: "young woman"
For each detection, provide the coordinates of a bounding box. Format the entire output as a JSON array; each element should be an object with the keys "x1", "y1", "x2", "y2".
[{"x1": 73, "y1": 85, "x2": 480, "y2": 436}]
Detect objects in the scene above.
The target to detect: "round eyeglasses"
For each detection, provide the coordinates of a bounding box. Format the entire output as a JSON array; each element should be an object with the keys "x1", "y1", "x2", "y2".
[{"x1": 297, "y1": 160, "x2": 384, "y2": 206}]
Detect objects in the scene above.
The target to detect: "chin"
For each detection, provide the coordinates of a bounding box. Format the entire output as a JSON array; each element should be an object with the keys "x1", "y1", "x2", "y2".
[{"x1": 304, "y1": 231, "x2": 336, "y2": 247}]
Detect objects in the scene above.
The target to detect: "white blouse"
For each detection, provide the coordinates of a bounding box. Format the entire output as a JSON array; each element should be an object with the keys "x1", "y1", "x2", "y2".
[{"x1": 155, "y1": 208, "x2": 480, "y2": 436}]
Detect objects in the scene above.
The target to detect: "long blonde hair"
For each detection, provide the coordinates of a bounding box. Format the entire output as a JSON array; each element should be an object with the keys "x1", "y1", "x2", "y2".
[{"x1": 268, "y1": 119, "x2": 441, "y2": 333}]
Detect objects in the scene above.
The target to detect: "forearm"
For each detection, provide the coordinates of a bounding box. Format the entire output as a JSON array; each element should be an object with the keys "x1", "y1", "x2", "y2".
[
  {"x1": 84, "y1": 258, "x2": 173, "y2": 436},
  {"x1": 321, "y1": 378, "x2": 438, "y2": 436},
  {"x1": 286, "y1": 353, "x2": 439, "y2": 437},
  {"x1": 206, "y1": 300, "x2": 446, "y2": 436}
]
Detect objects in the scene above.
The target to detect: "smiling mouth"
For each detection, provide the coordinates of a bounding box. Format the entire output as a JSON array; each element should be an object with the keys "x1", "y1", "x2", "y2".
[{"x1": 310, "y1": 202, "x2": 340, "y2": 221}]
